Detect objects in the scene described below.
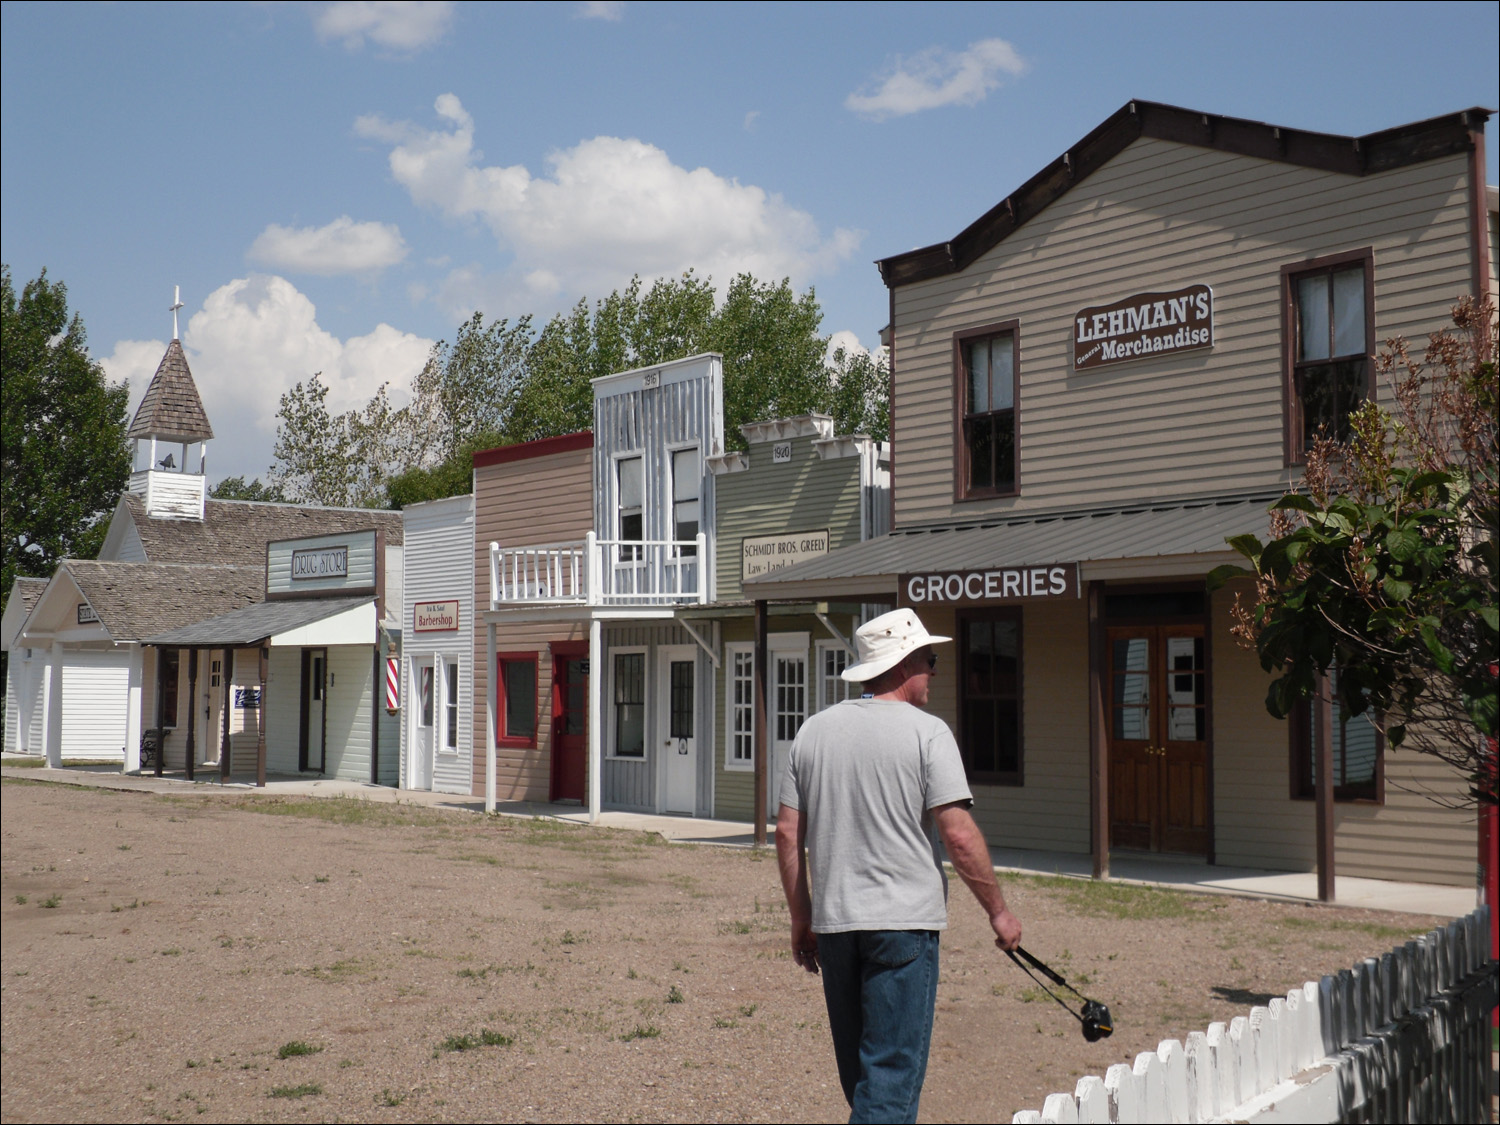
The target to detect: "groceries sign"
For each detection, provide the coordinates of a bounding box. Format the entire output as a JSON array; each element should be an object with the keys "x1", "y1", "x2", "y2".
[
  {"x1": 1073, "y1": 284, "x2": 1213, "y2": 370},
  {"x1": 899, "y1": 563, "x2": 1080, "y2": 606}
]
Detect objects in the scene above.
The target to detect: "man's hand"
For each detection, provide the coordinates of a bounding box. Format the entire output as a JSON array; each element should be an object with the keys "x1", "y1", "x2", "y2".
[
  {"x1": 989, "y1": 906, "x2": 1022, "y2": 952},
  {"x1": 791, "y1": 917, "x2": 820, "y2": 974}
]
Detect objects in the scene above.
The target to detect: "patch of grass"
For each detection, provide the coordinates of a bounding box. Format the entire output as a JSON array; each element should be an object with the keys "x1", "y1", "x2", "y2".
[
  {"x1": 666, "y1": 985, "x2": 684, "y2": 1004},
  {"x1": 720, "y1": 919, "x2": 752, "y2": 935},
  {"x1": 13, "y1": 895, "x2": 26, "y2": 905},
  {"x1": 313, "y1": 874, "x2": 329, "y2": 883},
  {"x1": 437, "y1": 1028, "x2": 512, "y2": 1053},
  {"x1": 377, "y1": 1088, "x2": 407, "y2": 1107},
  {"x1": 160, "y1": 948, "x2": 181, "y2": 956},
  {"x1": 738, "y1": 1004, "x2": 758, "y2": 1018},
  {"x1": 268, "y1": 1083, "x2": 322, "y2": 1099},
  {"x1": 711, "y1": 1016, "x2": 738, "y2": 1029},
  {"x1": 1277, "y1": 916, "x2": 1421, "y2": 941},
  {"x1": 620, "y1": 1024, "x2": 660, "y2": 1041},
  {"x1": 1018, "y1": 874, "x2": 1217, "y2": 921},
  {"x1": 277, "y1": 1040, "x2": 322, "y2": 1059},
  {"x1": 118, "y1": 844, "x2": 132, "y2": 851},
  {"x1": 233, "y1": 794, "x2": 451, "y2": 829},
  {"x1": 40, "y1": 894, "x2": 61, "y2": 909},
  {"x1": 626, "y1": 967, "x2": 639, "y2": 980},
  {"x1": 305, "y1": 957, "x2": 372, "y2": 982}
]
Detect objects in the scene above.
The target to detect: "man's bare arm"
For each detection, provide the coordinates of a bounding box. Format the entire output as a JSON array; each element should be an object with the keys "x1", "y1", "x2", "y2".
[
  {"x1": 774, "y1": 803, "x2": 819, "y2": 974},
  {"x1": 933, "y1": 801, "x2": 1022, "y2": 951}
]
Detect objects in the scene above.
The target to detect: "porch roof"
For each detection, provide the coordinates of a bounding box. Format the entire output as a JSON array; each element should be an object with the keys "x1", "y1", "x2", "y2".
[
  {"x1": 143, "y1": 595, "x2": 374, "y2": 648},
  {"x1": 741, "y1": 491, "x2": 1281, "y2": 599}
]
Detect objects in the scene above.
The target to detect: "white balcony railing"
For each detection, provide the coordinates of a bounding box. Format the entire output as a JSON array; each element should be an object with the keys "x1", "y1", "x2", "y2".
[{"x1": 490, "y1": 531, "x2": 708, "y2": 609}]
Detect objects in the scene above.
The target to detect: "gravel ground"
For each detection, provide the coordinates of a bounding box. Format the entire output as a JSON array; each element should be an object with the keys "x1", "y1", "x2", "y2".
[{"x1": 0, "y1": 778, "x2": 1452, "y2": 1123}]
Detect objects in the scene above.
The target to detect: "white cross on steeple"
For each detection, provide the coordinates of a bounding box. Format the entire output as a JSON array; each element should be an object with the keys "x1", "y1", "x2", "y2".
[{"x1": 170, "y1": 285, "x2": 184, "y2": 340}]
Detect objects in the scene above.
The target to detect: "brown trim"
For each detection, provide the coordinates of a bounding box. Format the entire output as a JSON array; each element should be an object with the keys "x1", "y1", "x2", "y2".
[
  {"x1": 495, "y1": 650, "x2": 540, "y2": 749},
  {"x1": 369, "y1": 647, "x2": 380, "y2": 786},
  {"x1": 550, "y1": 640, "x2": 589, "y2": 657},
  {"x1": 152, "y1": 647, "x2": 165, "y2": 777},
  {"x1": 952, "y1": 319, "x2": 1022, "y2": 503},
  {"x1": 472, "y1": 431, "x2": 594, "y2": 468},
  {"x1": 257, "y1": 646, "x2": 268, "y2": 788},
  {"x1": 1087, "y1": 580, "x2": 1108, "y2": 880},
  {"x1": 264, "y1": 585, "x2": 378, "y2": 603},
  {"x1": 954, "y1": 605, "x2": 1024, "y2": 787},
  {"x1": 184, "y1": 649, "x2": 197, "y2": 782},
  {"x1": 1315, "y1": 672, "x2": 1335, "y2": 902},
  {"x1": 879, "y1": 102, "x2": 1493, "y2": 288},
  {"x1": 219, "y1": 648, "x2": 234, "y2": 781},
  {"x1": 1279, "y1": 246, "x2": 1376, "y2": 466},
  {"x1": 1200, "y1": 593, "x2": 1215, "y2": 867},
  {"x1": 1468, "y1": 124, "x2": 1492, "y2": 302},
  {"x1": 752, "y1": 599, "x2": 768, "y2": 845},
  {"x1": 374, "y1": 528, "x2": 386, "y2": 623},
  {"x1": 1287, "y1": 694, "x2": 1385, "y2": 805}
]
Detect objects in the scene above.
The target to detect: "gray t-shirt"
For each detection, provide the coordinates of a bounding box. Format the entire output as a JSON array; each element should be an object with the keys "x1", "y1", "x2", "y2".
[{"x1": 779, "y1": 698, "x2": 973, "y2": 934}]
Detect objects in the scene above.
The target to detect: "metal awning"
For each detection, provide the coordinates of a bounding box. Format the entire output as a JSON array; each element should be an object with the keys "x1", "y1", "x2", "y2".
[
  {"x1": 742, "y1": 493, "x2": 1279, "y2": 599},
  {"x1": 142, "y1": 596, "x2": 374, "y2": 647}
]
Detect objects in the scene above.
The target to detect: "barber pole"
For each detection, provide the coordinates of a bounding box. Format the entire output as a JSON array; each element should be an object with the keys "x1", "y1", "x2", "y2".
[{"x1": 386, "y1": 656, "x2": 400, "y2": 713}]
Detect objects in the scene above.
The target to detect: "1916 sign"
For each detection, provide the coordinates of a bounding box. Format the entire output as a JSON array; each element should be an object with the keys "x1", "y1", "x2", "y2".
[
  {"x1": 899, "y1": 563, "x2": 1080, "y2": 605},
  {"x1": 1073, "y1": 284, "x2": 1213, "y2": 370}
]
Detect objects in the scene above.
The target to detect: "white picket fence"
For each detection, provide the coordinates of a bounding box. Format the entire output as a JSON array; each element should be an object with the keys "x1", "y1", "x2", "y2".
[{"x1": 1013, "y1": 905, "x2": 1495, "y2": 1124}]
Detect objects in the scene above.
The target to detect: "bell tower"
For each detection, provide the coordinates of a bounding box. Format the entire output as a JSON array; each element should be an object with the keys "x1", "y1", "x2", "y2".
[{"x1": 125, "y1": 287, "x2": 213, "y2": 520}]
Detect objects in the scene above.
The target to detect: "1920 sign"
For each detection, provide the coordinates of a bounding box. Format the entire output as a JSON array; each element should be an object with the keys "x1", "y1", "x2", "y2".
[
  {"x1": 291, "y1": 545, "x2": 348, "y2": 580},
  {"x1": 899, "y1": 563, "x2": 1080, "y2": 606},
  {"x1": 1073, "y1": 284, "x2": 1213, "y2": 370}
]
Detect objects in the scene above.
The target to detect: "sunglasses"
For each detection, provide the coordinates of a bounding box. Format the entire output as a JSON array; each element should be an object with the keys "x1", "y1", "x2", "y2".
[{"x1": 922, "y1": 651, "x2": 938, "y2": 671}]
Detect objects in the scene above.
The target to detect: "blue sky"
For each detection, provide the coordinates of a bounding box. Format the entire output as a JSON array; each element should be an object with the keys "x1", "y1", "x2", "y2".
[{"x1": 3, "y1": 1, "x2": 1496, "y2": 483}]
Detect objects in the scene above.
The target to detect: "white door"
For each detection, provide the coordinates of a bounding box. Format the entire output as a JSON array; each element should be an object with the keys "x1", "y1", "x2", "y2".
[
  {"x1": 305, "y1": 651, "x2": 326, "y2": 772},
  {"x1": 658, "y1": 646, "x2": 697, "y2": 814},
  {"x1": 770, "y1": 653, "x2": 807, "y2": 817},
  {"x1": 410, "y1": 656, "x2": 434, "y2": 790}
]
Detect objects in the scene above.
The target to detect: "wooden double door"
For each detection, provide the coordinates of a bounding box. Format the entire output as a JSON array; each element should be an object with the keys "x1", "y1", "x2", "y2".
[{"x1": 1108, "y1": 625, "x2": 1209, "y2": 855}]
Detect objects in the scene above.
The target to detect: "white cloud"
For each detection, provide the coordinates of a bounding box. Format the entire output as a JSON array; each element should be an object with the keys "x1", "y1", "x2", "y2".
[
  {"x1": 102, "y1": 276, "x2": 433, "y2": 481},
  {"x1": 355, "y1": 94, "x2": 861, "y2": 306},
  {"x1": 576, "y1": 1, "x2": 624, "y2": 20},
  {"x1": 315, "y1": 1, "x2": 453, "y2": 51},
  {"x1": 246, "y1": 216, "x2": 408, "y2": 276},
  {"x1": 845, "y1": 38, "x2": 1027, "y2": 120},
  {"x1": 743, "y1": 110, "x2": 760, "y2": 132}
]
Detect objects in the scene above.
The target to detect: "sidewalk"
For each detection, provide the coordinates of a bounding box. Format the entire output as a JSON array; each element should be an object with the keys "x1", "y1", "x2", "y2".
[{"x1": 2, "y1": 758, "x2": 1477, "y2": 918}]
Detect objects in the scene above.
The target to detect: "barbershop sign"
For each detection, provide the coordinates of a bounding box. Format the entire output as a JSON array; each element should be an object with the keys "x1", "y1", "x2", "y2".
[
  {"x1": 291, "y1": 545, "x2": 348, "y2": 580},
  {"x1": 1073, "y1": 284, "x2": 1213, "y2": 370},
  {"x1": 743, "y1": 530, "x2": 829, "y2": 581},
  {"x1": 899, "y1": 563, "x2": 1080, "y2": 606},
  {"x1": 413, "y1": 600, "x2": 460, "y2": 633}
]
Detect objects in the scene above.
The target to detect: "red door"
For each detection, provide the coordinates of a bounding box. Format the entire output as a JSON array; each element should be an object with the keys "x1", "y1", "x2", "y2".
[{"x1": 550, "y1": 648, "x2": 588, "y2": 802}]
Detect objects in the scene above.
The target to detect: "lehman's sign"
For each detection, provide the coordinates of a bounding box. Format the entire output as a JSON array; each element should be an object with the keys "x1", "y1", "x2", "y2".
[{"x1": 1073, "y1": 284, "x2": 1213, "y2": 370}]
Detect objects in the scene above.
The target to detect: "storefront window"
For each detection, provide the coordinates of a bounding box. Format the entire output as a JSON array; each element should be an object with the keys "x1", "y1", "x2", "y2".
[
  {"x1": 958, "y1": 609, "x2": 1022, "y2": 784},
  {"x1": 1291, "y1": 664, "x2": 1381, "y2": 802},
  {"x1": 497, "y1": 654, "x2": 537, "y2": 747},
  {"x1": 1284, "y1": 250, "x2": 1372, "y2": 459},
  {"x1": 956, "y1": 323, "x2": 1019, "y2": 498},
  {"x1": 613, "y1": 652, "x2": 645, "y2": 758}
]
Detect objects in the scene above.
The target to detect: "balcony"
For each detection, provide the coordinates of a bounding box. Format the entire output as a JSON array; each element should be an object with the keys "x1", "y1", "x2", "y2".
[{"x1": 489, "y1": 531, "x2": 708, "y2": 609}]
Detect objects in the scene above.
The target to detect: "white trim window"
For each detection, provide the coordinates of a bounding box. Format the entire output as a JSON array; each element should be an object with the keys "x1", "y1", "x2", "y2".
[
  {"x1": 669, "y1": 445, "x2": 700, "y2": 555},
  {"x1": 725, "y1": 642, "x2": 754, "y2": 772},
  {"x1": 609, "y1": 646, "x2": 648, "y2": 759},
  {"x1": 816, "y1": 641, "x2": 856, "y2": 711},
  {"x1": 441, "y1": 658, "x2": 460, "y2": 754},
  {"x1": 616, "y1": 455, "x2": 644, "y2": 562}
]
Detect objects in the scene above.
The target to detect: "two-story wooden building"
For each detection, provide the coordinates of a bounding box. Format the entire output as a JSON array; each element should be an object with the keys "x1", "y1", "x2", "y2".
[{"x1": 747, "y1": 102, "x2": 1496, "y2": 888}]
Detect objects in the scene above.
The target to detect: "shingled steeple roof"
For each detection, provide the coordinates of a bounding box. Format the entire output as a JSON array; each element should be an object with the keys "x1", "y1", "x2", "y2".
[{"x1": 127, "y1": 338, "x2": 214, "y2": 442}]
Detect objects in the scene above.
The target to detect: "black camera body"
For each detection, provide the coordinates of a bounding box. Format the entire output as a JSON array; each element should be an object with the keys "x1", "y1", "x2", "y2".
[{"x1": 1081, "y1": 1000, "x2": 1114, "y2": 1042}]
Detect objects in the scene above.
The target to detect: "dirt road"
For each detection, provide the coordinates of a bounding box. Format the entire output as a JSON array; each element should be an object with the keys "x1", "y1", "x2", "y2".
[{"x1": 0, "y1": 779, "x2": 1449, "y2": 1122}]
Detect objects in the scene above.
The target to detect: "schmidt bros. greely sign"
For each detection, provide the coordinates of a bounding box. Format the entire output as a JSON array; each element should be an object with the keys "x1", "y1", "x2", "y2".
[
  {"x1": 900, "y1": 563, "x2": 1080, "y2": 606},
  {"x1": 1073, "y1": 284, "x2": 1213, "y2": 370}
]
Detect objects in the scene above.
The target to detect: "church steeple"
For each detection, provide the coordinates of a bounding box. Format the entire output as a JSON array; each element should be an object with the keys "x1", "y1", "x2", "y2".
[{"x1": 125, "y1": 288, "x2": 213, "y2": 520}]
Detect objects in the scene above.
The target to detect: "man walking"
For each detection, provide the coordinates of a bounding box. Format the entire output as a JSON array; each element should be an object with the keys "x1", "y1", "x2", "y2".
[{"x1": 776, "y1": 608, "x2": 1022, "y2": 1124}]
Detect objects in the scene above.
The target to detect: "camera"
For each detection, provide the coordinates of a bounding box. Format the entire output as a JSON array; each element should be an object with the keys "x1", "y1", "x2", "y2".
[{"x1": 1081, "y1": 1000, "x2": 1114, "y2": 1042}]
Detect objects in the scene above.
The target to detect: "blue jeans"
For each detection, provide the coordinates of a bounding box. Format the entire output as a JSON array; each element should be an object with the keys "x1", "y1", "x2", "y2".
[{"x1": 817, "y1": 929, "x2": 941, "y2": 1124}]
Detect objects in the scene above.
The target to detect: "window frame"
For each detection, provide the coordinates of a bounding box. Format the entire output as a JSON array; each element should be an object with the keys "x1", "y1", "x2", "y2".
[
  {"x1": 441, "y1": 658, "x2": 460, "y2": 755},
  {"x1": 614, "y1": 453, "x2": 645, "y2": 552},
  {"x1": 953, "y1": 320, "x2": 1022, "y2": 502},
  {"x1": 608, "y1": 645, "x2": 649, "y2": 760},
  {"x1": 495, "y1": 651, "x2": 539, "y2": 750},
  {"x1": 955, "y1": 607, "x2": 1024, "y2": 786},
  {"x1": 666, "y1": 442, "x2": 701, "y2": 556},
  {"x1": 1280, "y1": 247, "x2": 1376, "y2": 465},
  {"x1": 1288, "y1": 685, "x2": 1384, "y2": 805},
  {"x1": 159, "y1": 648, "x2": 181, "y2": 729},
  {"x1": 814, "y1": 640, "x2": 856, "y2": 712},
  {"x1": 724, "y1": 642, "x2": 755, "y2": 772}
]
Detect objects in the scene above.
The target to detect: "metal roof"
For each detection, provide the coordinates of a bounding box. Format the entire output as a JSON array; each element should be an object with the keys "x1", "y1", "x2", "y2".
[
  {"x1": 143, "y1": 595, "x2": 373, "y2": 647},
  {"x1": 742, "y1": 493, "x2": 1279, "y2": 598}
]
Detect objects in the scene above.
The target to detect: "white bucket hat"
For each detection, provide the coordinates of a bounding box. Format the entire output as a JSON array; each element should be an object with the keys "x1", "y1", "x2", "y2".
[{"x1": 840, "y1": 608, "x2": 951, "y2": 683}]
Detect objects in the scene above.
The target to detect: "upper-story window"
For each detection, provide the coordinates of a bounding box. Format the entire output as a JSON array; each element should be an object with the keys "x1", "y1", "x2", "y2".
[
  {"x1": 617, "y1": 456, "x2": 643, "y2": 558},
  {"x1": 671, "y1": 446, "x2": 700, "y2": 555},
  {"x1": 1283, "y1": 249, "x2": 1373, "y2": 460},
  {"x1": 955, "y1": 322, "x2": 1019, "y2": 499}
]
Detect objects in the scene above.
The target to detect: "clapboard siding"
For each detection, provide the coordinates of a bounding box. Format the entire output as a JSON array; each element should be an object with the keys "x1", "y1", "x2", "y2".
[
  {"x1": 324, "y1": 645, "x2": 373, "y2": 782},
  {"x1": 4, "y1": 655, "x2": 44, "y2": 755},
  {"x1": 60, "y1": 648, "x2": 130, "y2": 757},
  {"x1": 266, "y1": 530, "x2": 379, "y2": 596},
  {"x1": 715, "y1": 437, "x2": 862, "y2": 603},
  {"x1": 264, "y1": 646, "x2": 301, "y2": 773},
  {"x1": 472, "y1": 444, "x2": 594, "y2": 799},
  {"x1": 402, "y1": 496, "x2": 474, "y2": 795},
  {"x1": 891, "y1": 142, "x2": 1475, "y2": 526}
]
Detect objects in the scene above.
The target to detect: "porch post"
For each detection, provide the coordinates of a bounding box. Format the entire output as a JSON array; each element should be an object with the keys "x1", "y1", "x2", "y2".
[
  {"x1": 1087, "y1": 580, "x2": 1109, "y2": 880},
  {"x1": 185, "y1": 649, "x2": 198, "y2": 781},
  {"x1": 753, "y1": 599, "x2": 768, "y2": 847},
  {"x1": 587, "y1": 616, "x2": 602, "y2": 822},
  {"x1": 42, "y1": 643, "x2": 61, "y2": 768},
  {"x1": 124, "y1": 643, "x2": 143, "y2": 774},
  {"x1": 219, "y1": 648, "x2": 234, "y2": 782},
  {"x1": 152, "y1": 646, "x2": 165, "y2": 777},
  {"x1": 1315, "y1": 671, "x2": 1335, "y2": 902},
  {"x1": 485, "y1": 622, "x2": 497, "y2": 813},
  {"x1": 257, "y1": 646, "x2": 268, "y2": 787}
]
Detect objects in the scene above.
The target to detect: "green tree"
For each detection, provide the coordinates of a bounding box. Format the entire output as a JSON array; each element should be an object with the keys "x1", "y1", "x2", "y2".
[
  {"x1": 1, "y1": 266, "x2": 130, "y2": 606},
  {"x1": 708, "y1": 273, "x2": 830, "y2": 442},
  {"x1": 1212, "y1": 296, "x2": 1497, "y2": 806},
  {"x1": 209, "y1": 475, "x2": 287, "y2": 502},
  {"x1": 826, "y1": 341, "x2": 889, "y2": 440}
]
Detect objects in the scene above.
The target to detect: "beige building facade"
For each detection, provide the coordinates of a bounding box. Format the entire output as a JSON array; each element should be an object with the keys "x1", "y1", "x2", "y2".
[{"x1": 748, "y1": 102, "x2": 1496, "y2": 887}]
